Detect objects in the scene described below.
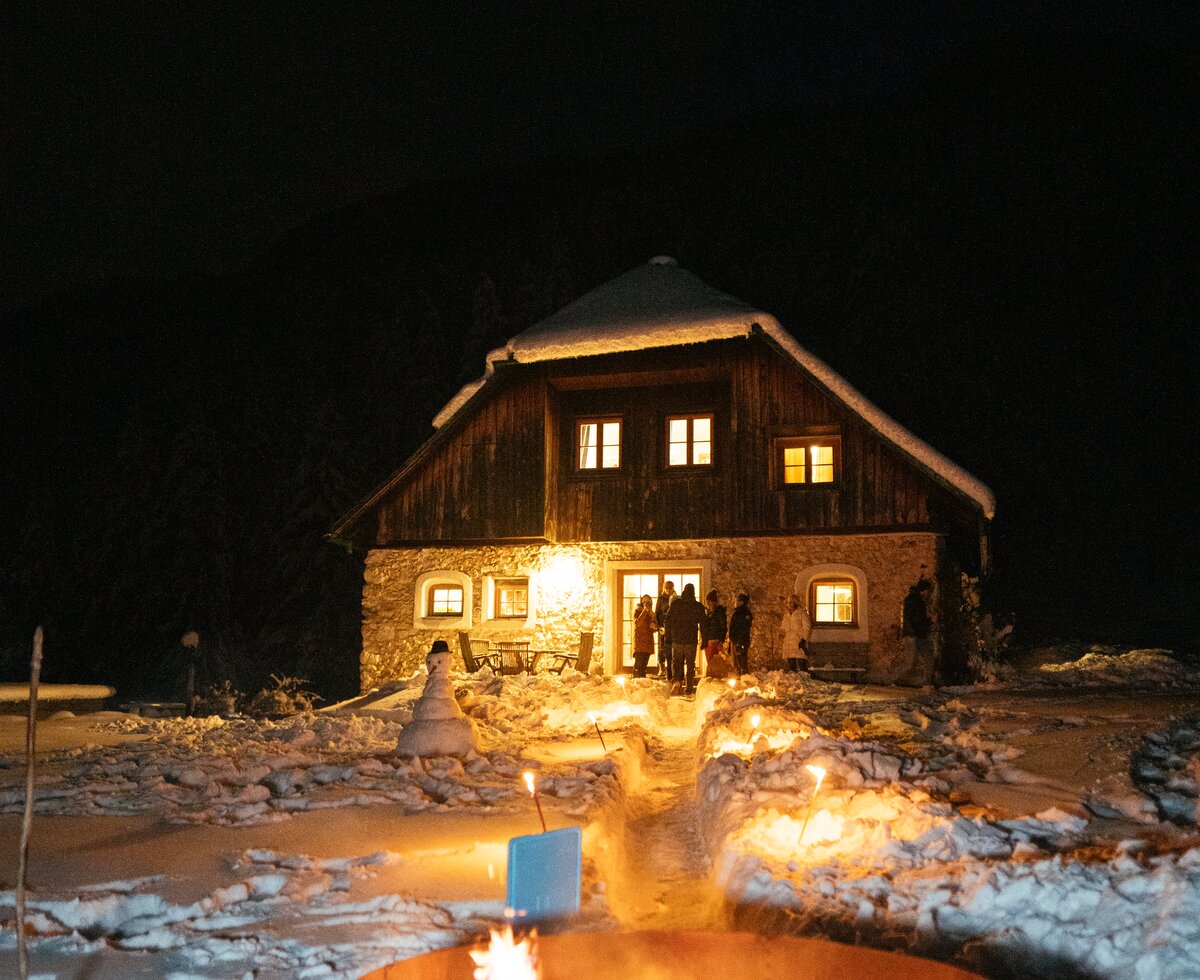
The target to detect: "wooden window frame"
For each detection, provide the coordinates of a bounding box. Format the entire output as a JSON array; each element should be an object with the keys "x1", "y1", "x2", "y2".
[
  {"x1": 809, "y1": 578, "x2": 857, "y2": 628},
  {"x1": 426, "y1": 584, "x2": 465, "y2": 618},
  {"x1": 493, "y1": 577, "x2": 529, "y2": 620},
  {"x1": 575, "y1": 416, "x2": 623, "y2": 472},
  {"x1": 774, "y1": 434, "x2": 842, "y2": 488},
  {"x1": 665, "y1": 413, "x2": 715, "y2": 469}
]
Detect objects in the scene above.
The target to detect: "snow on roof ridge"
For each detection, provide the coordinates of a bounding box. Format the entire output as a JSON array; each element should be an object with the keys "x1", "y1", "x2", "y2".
[{"x1": 431, "y1": 262, "x2": 996, "y2": 518}]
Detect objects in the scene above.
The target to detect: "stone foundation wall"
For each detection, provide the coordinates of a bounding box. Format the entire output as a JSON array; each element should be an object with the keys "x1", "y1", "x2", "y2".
[{"x1": 359, "y1": 533, "x2": 942, "y2": 691}]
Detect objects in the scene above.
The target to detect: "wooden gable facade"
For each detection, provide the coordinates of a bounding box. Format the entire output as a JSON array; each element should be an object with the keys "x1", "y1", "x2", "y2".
[{"x1": 344, "y1": 334, "x2": 985, "y2": 570}]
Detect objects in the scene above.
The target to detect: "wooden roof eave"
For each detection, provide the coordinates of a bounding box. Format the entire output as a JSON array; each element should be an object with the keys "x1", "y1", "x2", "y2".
[
  {"x1": 325, "y1": 367, "x2": 514, "y2": 548},
  {"x1": 754, "y1": 330, "x2": 992, "y2": 522}
]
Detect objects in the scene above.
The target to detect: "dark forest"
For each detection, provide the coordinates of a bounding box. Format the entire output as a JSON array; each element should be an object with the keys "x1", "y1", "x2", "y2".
[{"x1": 2, "y1": 32, "x2": 1196, "y2": 701}]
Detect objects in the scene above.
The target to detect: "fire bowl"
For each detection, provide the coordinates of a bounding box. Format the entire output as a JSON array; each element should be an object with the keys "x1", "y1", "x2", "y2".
[{"x1": 363, "y1": 929, "x2": 982, "y2": 979}]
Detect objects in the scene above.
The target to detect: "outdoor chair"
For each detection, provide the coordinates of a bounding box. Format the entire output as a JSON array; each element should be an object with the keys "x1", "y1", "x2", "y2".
[
  {"x1": 494, "y1": 639, "x2": 532, "y2": 675},
  {"x1": 458, "y1": 632, "x2": 498, "y2": 673},
  {"x1": 546, "y1": 631, "x2": 594, "y2": 675}
]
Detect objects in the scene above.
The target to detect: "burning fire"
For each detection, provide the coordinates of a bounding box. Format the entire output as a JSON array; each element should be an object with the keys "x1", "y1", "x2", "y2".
[{"x1": 470, "y1": 926, "x2": 541, "y2": 979}]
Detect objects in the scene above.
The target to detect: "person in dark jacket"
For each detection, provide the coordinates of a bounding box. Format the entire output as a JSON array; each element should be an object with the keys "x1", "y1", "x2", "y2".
[
  {"x1": 901, "y1": 576, "x2": 935, "y2": 685},
  {"x1": 701, "y1": 589, "x2": 728, "y2": 672},
  {"x1": 665, "y1": 582, "x2": 704, "y2": 695},
  {"x1": 655, "y1": 581, "x2": 677, "y2": 680},
  {"x1": 728, "y1": 593, "x2": 753, "y2": 674}
]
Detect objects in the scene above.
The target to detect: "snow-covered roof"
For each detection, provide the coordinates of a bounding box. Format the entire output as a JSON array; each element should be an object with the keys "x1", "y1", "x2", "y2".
[{"x1": 434, "y1": 259, "x2": 995, "y2": 518}]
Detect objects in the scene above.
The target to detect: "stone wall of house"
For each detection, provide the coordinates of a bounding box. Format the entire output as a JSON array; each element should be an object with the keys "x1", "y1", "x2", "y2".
[{"x1": 359, "y1": 533, "x2": 941, "y2": 691}]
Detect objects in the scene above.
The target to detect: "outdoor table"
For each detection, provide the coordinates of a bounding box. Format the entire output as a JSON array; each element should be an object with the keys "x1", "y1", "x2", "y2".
[{"x1": 526, "y1": 650, "x2": 564, "y2": 673}]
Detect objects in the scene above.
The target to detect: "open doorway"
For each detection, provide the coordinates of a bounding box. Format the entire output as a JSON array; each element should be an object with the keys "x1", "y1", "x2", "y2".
[{"x1": 615, "y1": 567, "x2": 702, "y2": 672}]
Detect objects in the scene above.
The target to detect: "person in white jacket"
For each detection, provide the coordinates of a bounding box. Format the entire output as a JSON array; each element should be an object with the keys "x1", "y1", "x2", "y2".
[{"x1": 781, "y1": 593, "x2": 812, "y2": 672}]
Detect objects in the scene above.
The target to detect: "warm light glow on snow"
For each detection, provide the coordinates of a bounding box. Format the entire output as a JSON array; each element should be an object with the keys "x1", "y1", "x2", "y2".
[
  {"x1": 470, "y1": 926, "x2": 541, "y2": 979},
  {"x1": 541, "y1": 700, "x2": 648, "y2": 731},
  {"x1": 732, "y1": 789, "x2": 944, "y2": 869},
  {"x1": 706, "y1": 724, "x2": 809, "y2": 759},
  {"x1": 743, "y1": 808, "x2": 845, "y2": 851}
]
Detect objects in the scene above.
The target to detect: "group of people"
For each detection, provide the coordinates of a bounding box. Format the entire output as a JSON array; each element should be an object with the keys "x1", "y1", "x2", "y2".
[
  {"x1": 630, "y1": 582, "x2": 760, "y2": 694},
  {"x1": 632, "y1": 582, "x2": 822, "y2": 693}
]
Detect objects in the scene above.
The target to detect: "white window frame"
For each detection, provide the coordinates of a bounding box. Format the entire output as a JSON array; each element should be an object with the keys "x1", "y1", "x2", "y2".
[
  {"x1": 481, "y1": 569, "x2": 537, "y2": 632},
  {"x1": 795, "y1": 563, "x2": 869, "y2": 643},
  {"x1": 412, "y1": 569, "x2": 473, "y2": 631}
]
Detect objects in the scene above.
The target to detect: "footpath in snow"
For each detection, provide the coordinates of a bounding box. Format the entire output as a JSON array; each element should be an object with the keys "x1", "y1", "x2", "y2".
[{"x1": 0, "y1": 647, "x2": 1198, "y2": 978}]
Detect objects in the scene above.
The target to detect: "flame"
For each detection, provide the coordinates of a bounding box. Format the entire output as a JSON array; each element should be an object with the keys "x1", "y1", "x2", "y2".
[
  {"x1": 587, "y1": 711, "x2": 597, "y2": 723},
  {"x1": 522, "y1": 771, "x2": 536, "y2": 795},
  {"x1": 470, "y1": 926, "x2": 541, "y2": 979},
  {"x1": 750, "y1": 713, "x2": 761, "y2": 729},
  {"x1": 727, "y1": 678, "x2": 736, "y2": 688},
  {"x1": 615, "y1": 675, "x2": 627, "y2": 689},
  {"x1": 805, "y1": 763, "x2": 827, "y2": 794}
]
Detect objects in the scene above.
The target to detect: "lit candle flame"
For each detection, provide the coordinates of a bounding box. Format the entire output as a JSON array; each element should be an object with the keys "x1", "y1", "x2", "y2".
[
  {"x1": 727, "y1": 678, "x2": 736, "y2": 688},
  {"x1": 750, "y1": 713, "x2": 761, "y2": 729},
  {"x1": 615, "y1": 675, "x2": 627, "y2": 689},
  {"x1": 798, "y1": 764, "x2": 828, "y2": 845},
  {"x1": 587, "y1": 711, "x2": 596, "y2": 723},
  {"x1": 522, "y1": 771, "x2": 536, "y2": 795}
]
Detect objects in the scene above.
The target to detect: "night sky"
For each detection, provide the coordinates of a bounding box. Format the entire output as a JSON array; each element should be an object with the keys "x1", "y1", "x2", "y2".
[
  {"x1": 8, "y1": 2, "x2": 1187, "y2": 307},
  {"x1": 2, "y1": 4, "x2": 1197, "y2": 694}
]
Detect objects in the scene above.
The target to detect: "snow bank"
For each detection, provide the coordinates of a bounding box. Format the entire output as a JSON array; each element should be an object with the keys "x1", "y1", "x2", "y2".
[
  {"x1": 1032, "y1": 648, "x2": 1198, "y2": 688},
  {"x1": 693, "y1": 678, "x2": 1200, "y2": 978},
  {"x1": 4, "y1": 656, "x2": 1199, "y2": 977}
]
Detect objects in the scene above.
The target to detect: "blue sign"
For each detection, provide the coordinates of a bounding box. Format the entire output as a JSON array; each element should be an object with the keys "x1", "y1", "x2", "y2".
[{"x1": 506, "y1": 826, "x2": 582, "y2": 921}]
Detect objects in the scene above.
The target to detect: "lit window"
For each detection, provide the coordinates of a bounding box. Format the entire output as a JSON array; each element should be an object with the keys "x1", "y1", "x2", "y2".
[
  {"x1": 578, "y1": 419, "x2": 621, "y2": 470},
  {"x1": 427, "y1": 585, "x2": 464, "y2": 616},
  {"x1": 777, "y1": 436, "x2": 840, "y2": 486},
  {"x1": 812, "y1": 580, "x2": 855, "y2": 625},
  {"x1": 667, "y1": 414, "x2": 713, "y2": 467},
  {"x1": 495, "y1": 578, "x2": 528, "y2": 619}
]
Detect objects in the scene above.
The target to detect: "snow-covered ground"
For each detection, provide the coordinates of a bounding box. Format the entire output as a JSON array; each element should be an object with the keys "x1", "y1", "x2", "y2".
[{"x1": 0, "y1": 649, "x2": 1198, "y2": 978}]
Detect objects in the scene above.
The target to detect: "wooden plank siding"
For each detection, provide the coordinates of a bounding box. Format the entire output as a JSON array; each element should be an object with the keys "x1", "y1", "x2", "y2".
[
  {"x1": 377, "y1": 375, "x2": 547, "y2": 541},
  {"x1": 372, "y1": 335, "x2": 976, "y2": 546}
]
